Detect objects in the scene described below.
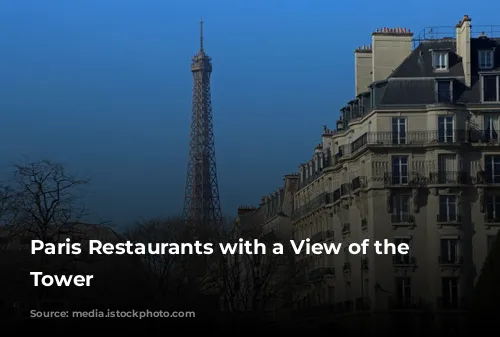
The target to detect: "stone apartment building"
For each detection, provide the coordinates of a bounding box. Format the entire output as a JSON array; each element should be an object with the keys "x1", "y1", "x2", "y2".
[{"x1": 290, "y1": 14, "x2": 500, "y2": 330}]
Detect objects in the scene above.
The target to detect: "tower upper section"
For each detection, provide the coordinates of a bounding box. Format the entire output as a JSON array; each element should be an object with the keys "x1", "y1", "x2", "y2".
[{"x1": 191, "y1": 20, "x2": 212, "y2": 73}]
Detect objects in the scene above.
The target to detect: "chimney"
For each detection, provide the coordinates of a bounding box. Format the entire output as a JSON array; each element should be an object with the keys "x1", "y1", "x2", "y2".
[
  {"x1": 354, "y1": 44, "x2": 373, "y2": 96},
  {"x1": 371, "y1": 27, "x2": 413, "y2": 82},
  {"x1": 336, "y1": 116, "x2": 343, "y2": 131},
  {"x1": 314, "y1": 143, "x2": 323, "y2": 154},
  {"x1": 237, "y1": 206, "x2": 255, "y2": 217},
  {"x1": 456, "y1": 15, "x2": 472, "y2": 87}
]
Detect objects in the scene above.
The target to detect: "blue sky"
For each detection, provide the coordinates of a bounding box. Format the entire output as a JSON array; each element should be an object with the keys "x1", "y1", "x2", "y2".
[{"x1": 0, "y1": 1, "x2": 498, "y2": 226}]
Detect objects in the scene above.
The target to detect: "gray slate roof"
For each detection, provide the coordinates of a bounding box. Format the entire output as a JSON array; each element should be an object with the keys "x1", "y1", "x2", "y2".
[{"x1": 358, "y1": 37, "x2": 500, "y2": 108}]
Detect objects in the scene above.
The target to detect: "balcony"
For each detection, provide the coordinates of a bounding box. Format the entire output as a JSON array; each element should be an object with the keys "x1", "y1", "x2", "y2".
[
  {"x1": 291, "y1": 192, "x2": 331, "y2": 221},
  {"x1": 361, "y1": 257, "x2": 369, "y2": 270},
  {"x1": 436, "y1": 214, "x2": 462, "y2": 226},
  {"x1": 388, "y1": 296, "x2": 424, "y2": 310},
  {"x1": 482, "y1": 173, "x2": 500, "y2": 184},
  {"x1": 351, "y1": 176, "x2": 367, "y2": 191},
  {"x1": 469, "y1": 129, "x2": 500, "y2": 144},
  {"x1": 361, "y1": 218, "x2": 368, "y2": 230},
  {"x1": 393, "y1": 256, "x2": 417, "y2": 266},
  {"x1": 310, "y1": 230, "x2": 335, "y2": 243},
  {"x1": 437, "y1": 296, "x2": 468, "y2": 310},
  {"x1": 343, "y1": 262, "x2": 351, "y2": 273},
  {"x1": 428, "y1": 171, "x2": 471, "y2": 185},
  {"x1": 332, "y1": 188, "x2": 341, "y2": 203},
  {"x1": 331, "y1": 130, "x2": 488, "y2": 170},
  {"x1": 355, "y1": 297, "x2": 371, "y2": 311},
  {"x1": 484, "y1": 214, "x2": 500, "y2": 226},
  {"x1": 364, "y1": 130, "x2": 468, "y2": 145},
  {"x1": 298, "y1": 173, "x2": 322, "y2": 190},
  {"x1": 438, "y1": 255, "x2": 464, "y2": 266},
  {"x1": 383, "y1": 173, "x2": 410, "y2": 187},
  {"x1": 351, "y1": 133, "x2": 368, "y2": 153},
  {"x1": 308, "y1": 267, "x2": 335, "y2": 282},
  {"x1": 391, "y1": 213, "x2": 415, "y2": 225},
  {"x1": 336, "y1": 130, "x2": 469, "y2": 162},
  {"x1": 340, "y1": 183, "x2": 350, "y2": 196},
  {"x1": 341, "y1": 223, "x2": 350, "y2": 236}
]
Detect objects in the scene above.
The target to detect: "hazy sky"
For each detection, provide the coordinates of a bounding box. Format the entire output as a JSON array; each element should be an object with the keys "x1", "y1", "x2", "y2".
[{"x1": 0, "y1": 1, "x2": 498, "y2": 226}]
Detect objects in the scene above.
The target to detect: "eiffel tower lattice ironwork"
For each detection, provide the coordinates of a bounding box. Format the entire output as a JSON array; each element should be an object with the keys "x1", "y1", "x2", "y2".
[{"x1": 182, "y1": 20, "x2": 223, "y2": 227}]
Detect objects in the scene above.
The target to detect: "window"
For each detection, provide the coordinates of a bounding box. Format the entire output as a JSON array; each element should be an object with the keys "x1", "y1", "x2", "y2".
[
  {"x1": 486, "y1": 196, "x2": 500, "y2": 221},
  {"x1": 392, "y1": 117, "x2": 407, "y2": 144},
  {"x1": 484, "y1": 155, "x2": 500, "y2": 183},
  {"x1": 440, "y1": 237, "x2": 460, "y2": 264},
  {"x1": 441, "y1": 277, "x2": 459, "y2": 309},
  {"x1": 436, "y1": 80, "x2": 452, "y2": 103},
  {"x1": 484, "y1": 115, "x2": 499, "y2": 141},
  {"x1": 395, "y1": 277, "x2": 412, "y2": 307},
  {"x1": 391, "y1": 156, "x2": 408, "y2": 184},
  {"x1": 487, "y1": 235, "x2": 497, "y2": 253},
  {"x1": 437, "y1": 154, "x2": 456, "y2": 183},
  {"x1": 433, "y1": 51, "x2": 449, "y2": 71},
  {"x1": 438, "y1": 195, "x2": 458, "y2": 222},
  {"x1": 479, "y1": 50, "x2": 494, "y2": 69},
  {"x1": 393, "y1": 237, "x2": 411, "y2": 264},
  {"x1": 438, "y1": 116, "x2": 454, "y2": 143},
  {"x1": 482, "y1": 75, "x2": 499, "y2": 102},
  {"x1": 391, "y1": 195, "x2": 410, "y2": 223}
]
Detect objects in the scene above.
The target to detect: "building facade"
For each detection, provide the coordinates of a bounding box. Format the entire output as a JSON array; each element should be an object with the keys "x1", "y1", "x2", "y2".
[{"x1": 268, "y1": 14, "x2": 499, "y2": 331}]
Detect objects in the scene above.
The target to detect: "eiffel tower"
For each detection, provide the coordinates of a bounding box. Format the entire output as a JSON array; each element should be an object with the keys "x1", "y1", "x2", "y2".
[{"x1": 182, "y1": 21, "x2": 223, "y2": 228}]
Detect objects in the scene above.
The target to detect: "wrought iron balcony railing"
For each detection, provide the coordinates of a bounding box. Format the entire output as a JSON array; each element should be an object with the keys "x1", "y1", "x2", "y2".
[
  {"x1": 438, "y1": 255, "x2": 464, "y2": 265},
  {"x1": 364, "y1": 130, "x2": 469, "y2": 145},
  {"x1": 390, "y1": 213, "x2": 414, "y2": 224},
  {"x1": 469, "y1": 129, "x2": 500, "y2": 143},
  {"x1": 384, "y1": 172, "x2": 472, "y2": 187},
  {"x1": 342, "y1": 223, "x2": 350, "y2": 235},
  {"x1": 482, "y1": 173, "x2": 500, "y2": 184},
  {"x1": 361, "y1": 218, "x2": 368, "y2": 230},
  {"x1": 388, "y1": 296, "x2": 424, "y2": 310},
  {"x1": 485, "y1": 214, "x2": 500, "y2": 223},
  {"x1": 428, "y1": 171, "x2": 471, "y2": 184},
  {"x1": 361, "y1": 258, "x2": 369, "y2": 270},
  {"x1": 332, "y1": 188, "x2": 341, "y2": 203},
  {"x1": 340, "y1": 183, "x2": 350, "y2": 196},
  {"x1": 392, "y1": 255, "x2": 415, "y2": 265},
  {"x1": 310, "y1": 230, "x2": 334, "y2": 243},
  {"x1": 437, "y1": 296, "x2": 468, "y2": 310},
  {"x1": 308, "y1": 267, "x2": 335, "y2": 281},
  {"x1": 351, "y1": 176, "x2": 367, "y2": 191},
  {"x1": 291, "y1": 192, "x2": 330, "y2": 221},
  {"x1": 333, "y1": 130, "x2": 499, "y2": 170},
  {"x1": 436, "y1": 214, "x2": 462, "y2": 223},
  {"x1": 355, "y1": 297, "x2": 371, "y2": 311}
]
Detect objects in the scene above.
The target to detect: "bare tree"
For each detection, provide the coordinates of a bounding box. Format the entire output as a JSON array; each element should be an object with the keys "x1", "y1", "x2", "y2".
[
  {"x1": 11, "y1": 160, "x2": 89, "y2": 241},
  {"x1": 219, "y1": 232, "x2": 298, "y2": 321},
  {"x1": 125, "y1": 217, "x2": 224, "y2": 310},
  {"x1": 0, "y1": 184, "x2": 19, "y2": 253}
]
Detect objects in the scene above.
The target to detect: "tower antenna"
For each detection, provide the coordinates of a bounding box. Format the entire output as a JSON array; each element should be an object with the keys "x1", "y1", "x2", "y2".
[{"x1": 200, "y1": 19, "x2": 204, "y2": 52}]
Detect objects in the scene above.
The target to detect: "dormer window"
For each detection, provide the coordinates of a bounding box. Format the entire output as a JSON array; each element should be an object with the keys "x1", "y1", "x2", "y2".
[
  {"x1": 482, "y1": 75, "x2": 500, "y2": 102},
  {"x1": 432, "y1": 51, "x2": 449, "y2": 71},
  {"x1": 479, "y1": 50, "x2": 494, "y2": 69},
  {"x1": 435, "y1": 79, "x2": 453, "y2": 103}
]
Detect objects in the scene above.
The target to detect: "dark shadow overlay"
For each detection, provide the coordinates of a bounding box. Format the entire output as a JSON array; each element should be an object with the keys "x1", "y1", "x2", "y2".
[{"x1": 0, "y1": 160, "x2": 499, "y2": 334}]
